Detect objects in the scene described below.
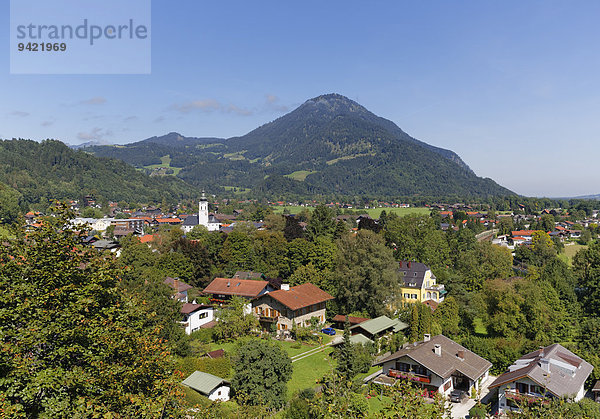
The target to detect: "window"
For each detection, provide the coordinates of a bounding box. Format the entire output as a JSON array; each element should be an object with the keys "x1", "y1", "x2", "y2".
[
  {"x1": 516, "y1": 382, "x2": 529, "y2": 394},
  {"x1": 199, "y1": 312, "x2": 208, "y2": 319},
  {"x1": 411, "y1": 294, "x2": 417, "y2": 299},
  {"x1": 444, "y1": 381, "x2": 451, "y2": 391},
  {"x1": 403, "y1": 293, "x2": 410, "y2": 299}
]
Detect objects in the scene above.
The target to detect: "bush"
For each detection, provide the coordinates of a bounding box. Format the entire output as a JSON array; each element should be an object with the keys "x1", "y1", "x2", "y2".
[
  {"x1": 291, "y1": 342, "x2": 302, "y2": 349},
  {"x1": 190, "y1": 328, "x2": 215, "y2": 343},
  {"x1": 469, "y1": 404, "x2": 486, "y2": 418},
  {"x1": 176, "y1": 356, "x2": 232, "y2": 380}
]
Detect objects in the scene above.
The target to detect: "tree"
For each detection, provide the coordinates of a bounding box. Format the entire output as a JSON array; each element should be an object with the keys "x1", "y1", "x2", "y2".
[
  {"x1": 213, "y1": 296, "x2": 259, "y2": 341},
  {"x1": 284, "y1": 216, "x2": 305, "y2": 241},
  {"x1": 305, "y1": 204, "x2": 336, "y2": 241},
  {"x1": 0, "y1": 182, "x2": 24, "y2": 224},
  {"x1": 232, "y1": 339, "x2": 292, "y2": 409},
  {"x1": 434, "y1": 296, "x2": 460, "y2": 336},
  {"x1": 531, "y1": 230, "x2": 556, "y2": 265},
  {"x1": 333, "y1": 230, "x2": 399, "y2": 317},
  {"x1": 336, "y1": 317, "x2": 354, "y2": 379},
  {"x1": 573, "y1": 242, "x2": 600, "y2": 316},
  {"x1": 0, "y1": 204, "x2": 183, "y2": 417},
  {"x1": 377, "y1": 379, "x2": 451, "y2": 418}
]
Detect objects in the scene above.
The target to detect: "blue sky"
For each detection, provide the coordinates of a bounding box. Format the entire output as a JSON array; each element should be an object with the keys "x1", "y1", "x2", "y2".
[{"x1": 2, "y1": 1, "x2": 600, "y2": 197}]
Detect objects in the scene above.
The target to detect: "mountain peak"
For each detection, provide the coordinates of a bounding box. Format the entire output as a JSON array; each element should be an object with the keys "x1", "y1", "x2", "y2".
[{"x1": 302, "y1": 93, "x2": 367, "y2": 116}]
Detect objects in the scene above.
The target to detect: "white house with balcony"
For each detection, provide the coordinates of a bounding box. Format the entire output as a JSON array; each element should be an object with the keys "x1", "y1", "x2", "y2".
[{"x1": 489, "y1": 343, "x2": 593, "y2": 414}]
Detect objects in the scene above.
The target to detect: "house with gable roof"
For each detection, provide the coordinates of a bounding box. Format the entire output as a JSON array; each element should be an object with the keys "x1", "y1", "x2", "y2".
[
  {"x1": 182, "y1": 371, "x2": 230, "y2": 401},
  {"x1": 489, "y1": 343, "x2": 593, "y2": 413},
  {"x1": 251, "y1": 283, "x2": 333, "y2": 333},
  {"x1": 398, "y1": 261, "x2": 445, "y2": 304},
  {"x1": 373, "y1": 334, "x2": 492, "y2": 398}
]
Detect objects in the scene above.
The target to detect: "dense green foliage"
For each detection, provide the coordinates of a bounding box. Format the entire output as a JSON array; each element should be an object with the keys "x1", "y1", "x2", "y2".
[
  {"x1": 231, "y1": 339, "x2": 293, "y2": 409},
  {"x1": 0, "y1": 139, "x2": 196, "y2": 208},
  {"x1": 0, "y1": 206, "x2": 184, "y2": 417}
]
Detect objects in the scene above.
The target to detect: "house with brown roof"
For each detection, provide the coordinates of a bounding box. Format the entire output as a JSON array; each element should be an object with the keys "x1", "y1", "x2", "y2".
[
  {"x1": 164, "y1": 277, "x2": 193, "y2": 303},
  {"x1": 331, "y1": 314, "x2": 369, "y2": 330},
  {"x1": 203, "y1": 277, "x2": 273, "y2": 304},
  {"x1": 373, "y1": 334, "x2": 492, "y2": 398},
  {"x1": 180, "y1": 303, "x2": 214, "y2": 334},
  {"x1": 489, "y1": 343, "x2": 593, "y2": 414},
  {"x1": 251, "y1": 283, "x2": 333, "y2": 333}
]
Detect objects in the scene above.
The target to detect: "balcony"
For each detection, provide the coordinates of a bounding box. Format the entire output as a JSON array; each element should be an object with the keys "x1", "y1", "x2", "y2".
[
  {"x1": 259, "y1": 315, "x2": 279, "y2": 323},
  {"x1": 505, "y1": 389, "x2": 549, "y2": 406},
  {"x1": 425, "y1": 284, "x2": 445, "y2": 292},
  {"x1": 388, "y1": 369, "x2": 431, "y2": 384}
]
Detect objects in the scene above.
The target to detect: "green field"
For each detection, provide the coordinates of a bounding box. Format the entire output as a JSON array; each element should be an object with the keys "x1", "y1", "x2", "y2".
[
  {"x1": 287, "y1": 346, "x2": 335, "y2": 397},
  {"x1": 284, "y1": 170, "x2": 318, "y2": 181},
  {"x1": 143, "y1": 155, "x2": 182, "y2": 176},
  {"x1": 559, "y1": 243, "x2": 587, "y2": 266},
  {"x1": 223, "y1": 185, "x2": 252, "y2": 194},
  {"x1": 271, "y1": 205, "x2": 430, "y2": 218}
]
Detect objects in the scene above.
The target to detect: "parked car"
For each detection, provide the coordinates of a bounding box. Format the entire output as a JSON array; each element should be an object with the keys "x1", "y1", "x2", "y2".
[
  {"x1": 321, "y1": 327, "x2": 336, "y2": 335},
  {"x1": 450, "y1": 389, "x2": 467, "y2": 403}
]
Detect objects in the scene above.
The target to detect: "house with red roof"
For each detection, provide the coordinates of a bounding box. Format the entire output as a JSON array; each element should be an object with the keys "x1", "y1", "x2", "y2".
[{"x1": 251, "y1": 283, "x2": 334, "y2": 333}]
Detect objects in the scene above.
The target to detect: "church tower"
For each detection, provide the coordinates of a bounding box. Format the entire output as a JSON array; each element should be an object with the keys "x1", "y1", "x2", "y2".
[{"x1": 198, "y1": 191, "x2": 208, "y2": 227}]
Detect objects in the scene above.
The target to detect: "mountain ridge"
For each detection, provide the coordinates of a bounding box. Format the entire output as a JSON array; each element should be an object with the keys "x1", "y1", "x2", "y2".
[{"x1": 82, "y1": 93, "x2": 514, "y2": 198}]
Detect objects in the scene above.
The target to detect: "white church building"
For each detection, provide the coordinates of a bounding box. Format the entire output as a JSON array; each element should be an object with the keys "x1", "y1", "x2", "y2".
[{"x1": 181, "y1": 192, "x2": 221, "y2": 233}]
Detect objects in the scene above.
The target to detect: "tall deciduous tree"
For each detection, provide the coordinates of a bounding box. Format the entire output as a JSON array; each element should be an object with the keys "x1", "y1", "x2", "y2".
[
  {"x1": 333, "y1": 230, "x2": 399, "y2": 317},
  {"x1": 232, "y1": 339, "x2": 292, "y2": 409},
  {"x1": 573, "y1": 242, "x2": 600, "y2": 316},
  {"x1": 213, "y1": 296, "x2": 259, "y2": 341},
  {"x1": 0, "y1": 205, "x2": 183, "y2": 417}
]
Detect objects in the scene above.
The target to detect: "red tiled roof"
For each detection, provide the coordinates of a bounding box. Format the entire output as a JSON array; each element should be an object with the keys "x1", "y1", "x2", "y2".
[
  {"x1": 156, "y1": 218, "x2": 182, "y2": 223},
  {"x1": 512, "y1": 230, "x2": 535, "y2": 236},
  {"x1": 139, "y1": 234, "x2": 154, "y2": 243},
  {"x1": 512, "y1": 237, "x2": 527, "y2": 241},
  {"x1": 262, "y1": 283, "x2": 333, "y2": 311},
  {"x1": 422, "y1": 299, "x2": 439, "y2": 311},
  {"x1": 203, "y1": 277, "x2": 269, "y2": 298},
  {"x1": 332, "y1": 314, "x2": 370, "y2": 325}
]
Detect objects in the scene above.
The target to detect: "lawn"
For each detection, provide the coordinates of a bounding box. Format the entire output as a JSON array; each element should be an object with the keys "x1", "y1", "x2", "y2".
[
  {"x1": 287, "y1": 345, "x2": 335, "y2": 398},
  {"x1": 559, "y1": 243, "x2": 587, "y2": 266},
  {"x1": 473, "y1": 317, "x2": 488, "y2": 336},
  {"x1": 367, "y1": 394, "x2": 392, "y2": 414}
]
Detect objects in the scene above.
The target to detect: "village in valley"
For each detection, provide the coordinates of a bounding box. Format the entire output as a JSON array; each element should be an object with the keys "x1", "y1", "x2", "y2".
[{"x1": 17, "y1": 191, "x2": 600, "y2": 418}]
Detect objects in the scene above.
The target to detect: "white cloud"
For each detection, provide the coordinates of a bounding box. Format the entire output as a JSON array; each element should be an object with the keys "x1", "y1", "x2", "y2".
[
  {"x1": 77, "y1": 127, "x2": 113, "y2": 141},
  {"x1": 81, "y1": 97, "x2": 107, "y2": 105}
]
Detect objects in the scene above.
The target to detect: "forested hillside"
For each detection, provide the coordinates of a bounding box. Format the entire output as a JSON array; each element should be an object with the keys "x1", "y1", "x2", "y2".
[{"x1": 0, "y1": 139, "x2": 197, "y2": 206}]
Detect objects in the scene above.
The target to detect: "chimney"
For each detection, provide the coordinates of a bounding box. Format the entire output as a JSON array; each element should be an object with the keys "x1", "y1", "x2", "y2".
[
  {"x1": 457, "y1": 350, "x2": 465, "y2": 360},
  {"x1": 539, "y1": 346, "x2": 545, "y2": 358},
  {"x1": 408, "y1": 261, "x2": 412, "y2": 268},
  {"x1": 433, "y1": 344, "x2": 442, "y2": 357},
  {"x1": 424, "y1": 334, "x2": 431, "y2": 342},
  {"x1": 281, "y1": 284, "x2": 290, "y2": 291},
  {"x1": 173, "y1": 279, "x2": 179, "y2": 291},
  {"x1": 540, "y1": 358, "x2": 550, "y2": 373},
  {"x1": 227, "y1": 279, "x2": 230, "y2": 287}
]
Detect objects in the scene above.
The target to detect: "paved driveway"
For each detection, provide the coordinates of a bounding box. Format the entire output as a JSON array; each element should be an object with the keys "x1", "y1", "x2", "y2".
[{"x1": 450, "y1": 375, "x2": 496, "y2": 418}]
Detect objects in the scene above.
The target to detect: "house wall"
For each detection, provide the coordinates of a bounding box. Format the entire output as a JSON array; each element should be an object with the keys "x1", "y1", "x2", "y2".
[
  {"x1": 498, "y1": 377, "x2": 555, "y2": 413},
  {"x1": 184, "y1": 307, "x2": 214, "y2": 334},
  {"x1": 381, "y1": 356, "x2": 451, "y2": 395},
  {"x1": 252, "y1": 296, "x2": 327, "y2": 332},
  {"x1": 208, "y1": 385, "x2": 230, "y2": 401}
]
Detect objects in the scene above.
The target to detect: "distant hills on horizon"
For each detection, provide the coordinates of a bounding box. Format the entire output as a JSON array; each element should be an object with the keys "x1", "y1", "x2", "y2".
[{"x1": 80, "y1": 93, "x2": 514, "y2": 199}]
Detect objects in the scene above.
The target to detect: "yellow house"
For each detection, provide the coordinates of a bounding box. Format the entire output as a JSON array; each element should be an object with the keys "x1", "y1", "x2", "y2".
[{"x1": 398, "y1": 261, "x2": 445, "y2": 304}]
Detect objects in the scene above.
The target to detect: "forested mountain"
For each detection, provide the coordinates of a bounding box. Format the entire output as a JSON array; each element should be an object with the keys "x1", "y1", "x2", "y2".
[
  {"x1": 0, "y1": 139, "x2": 196, "y2": 206},
  {"x1": 83, "y1": 94, "x2": 514, "y2": 198}
]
